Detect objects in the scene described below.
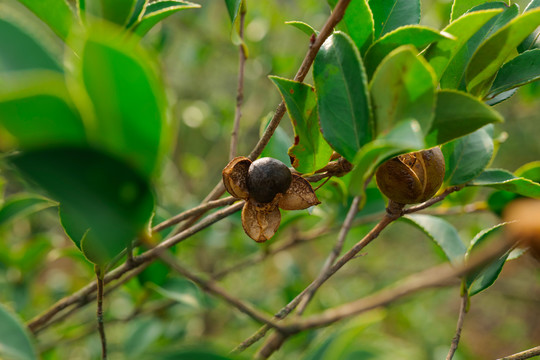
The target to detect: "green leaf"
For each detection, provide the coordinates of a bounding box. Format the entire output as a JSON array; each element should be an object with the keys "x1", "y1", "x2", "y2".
[
  {"x1": 516, "y1": 161, "x2": 540, "y2": 181},
  {"x1": 0, "y1": 303, "x2": 38, "y2": 360},
  {"x1": 487, "y1": 49, "x2": 540, "y2": 99},
  {"x1": 269, "y1": 76, "x2": 333, "y2": 174},
  {"x1": 465, "y1": 223, "x2": 508, "y2": 296},
  {"x1": 349, "y1": 119, "x2": 424, "y2": 196},
  {"x1": 0, "y1": 194, "x2": 56, "y2": 227},
  {"x1": 85, "y1": 0, "x2": 137, "y2": 25},
  {"x1": 149, "y1": 278, "x2": 202, "y2": 308},
  {"x1": 426, "y1": 90, "x2": 503, "y2": 146},
  {"x1": 469, "y1": 169, "x2": 540, "y2": 198},
  {"x1": 150, "y1": 348, "x2": 237, "y2": 360},
  {"x1": 402, "y1": 214, "x2": 467, "y2": 264},
  {"x1": 78, "y1": 29, "x2": 167, "y2": 177},
  {"x1": 451, "y1": 0, "x2": 509, "y2": 22},
  {"x1": 441, "y1": 3, "x2": 519, "y2": 90},
  {"x1": 10, "y1": 147, "x2": 155, "y2": 266},
  {"x1": 518, "y1": 0, "x2": 540, "y2": 52},
  {"x1": 370, "y1": 46, "x2": 436, "y2": 136},
  {"x1": 364, "y1": 25, "x2": 450, "y2": 79},
  {"x1": 328, "y1": 0, "x2": 374, "y2": 55},
  {"x1": 224, "y1": 0, "x2": 243, "y2": 23},
  {"x1": 126, "y1": 0, "x2": 148, "y2": 28},
  {"x1": 313, "y1": 32, "x2": 372, "y2": 162},
  {"x1": 259, "y1": 114, "x2": 292, "y2": 165},
  {"x1": 0, "y1": 13, "x2": 62, "y2": 73},
  {"x1": 15, "y1": 0, "x2": 75, "y2": 40},
  {"x1": 466, "y1": 8, "x2": 540, "y2": 97},
  {"x1": 284, "y1": 21, "x2": 318, "y2": 36},
  {"x1": 442, "y1": 126, "x2": 494, "y2": 186},
  {"x1": 0, "y1": 73, "x2": 87, "y2": 150},
  {"x1": 368, "y1": 0, "x2": 420, "y2": 39},
  {"x1": 124, "y1": 318, "x2": 163, "y2": 358},
  {"x1": 133, "y1": 0, "x2": 200, "y2": 37},
  {"x1": 424, "y1": 9, "x2": 502, "y2": 82}
]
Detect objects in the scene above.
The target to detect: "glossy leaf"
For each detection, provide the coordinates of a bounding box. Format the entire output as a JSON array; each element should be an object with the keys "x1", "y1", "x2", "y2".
[
  {"x1": 516, "y1": 161, "x2": 540, "y2": 181},
  {"x1": 469, "y1": 169, "x2": 540, "y2": 198},
  {"x1": 314, "y1": 32, "x2": 372, "y2": 161},
  {"x1": 487, "y1": 49, "x2": 540, "y2": 99},
  {"x1": 370, "y1": 46, "x2": 436, "y2": 136},
  {"x1": 442, "y1": 126, "x2": 494, "y2": 185},
  {"x1": 285, "y1": 21, "x2": 317, "y2": 36},
  {"x1": 466, "y1": 9, "x2": 540, "y2": 97},
  {"x1": 364, "y1": 25, "x2": 450, "y2": 79},
  {"x1": 368, "y1": 0, "x2": 420, "y2": 39},
  {"x1": 0, "y1": 303, "x2": 37, "y2": 360},
  {"x1": 269, "y1": 76, "x2": 333, "y2": 174},
  {"x1": 127, "y1": 0, "x2": 148, "y2": 27},
  {"x1": 425, "y1": 90, "x2": 503, "y2": 146},
  {"x1": 402, "y1": 214, "x2": 467, "y2": 264},
  {"x1": 0, "y1": 15, "x2": 62, "y2": 73},
  {"x1": 328, "y1": 0, "x2": 374, "y2": 55},
  {"x1": 0, "y1": 73, "x2": 87, "y2": 150},
  {"x1": 78, "y1": 30, "x2": 167, "y2": 177},
  {"x1": 224, "y1": 0, "x2": 243, "y2": 23},
  {"x1": 133, "y1": 0, "x2": 200, "y2": 37},
  {"x1": 10, "y1": 147, "x2": 155, "y2": 266},
  {"x1": 451, "y1": 0, "x2": 508, "y2": 22},
  {"x1": 16, "y1": 0, "x2": 75, "y2": 40},
  {"x1": 349, "y1": 119, "x2": 424, "y2": 196},
  {"x1": 0, "y1": 194, "x2": 56, "y2": 227},
  {"x1": 465, "y1": 223, "x2": 508, "y2": 296},
  {"x1": 85, "y1": 0, "x2": 137, "y2": 25},
  {"x1": 425, "y1": 9, "x2": 502, "y2": 82},
  {"x1": 518, "y1": 0, "x2": 540, "y2": 52},
  {"x1": 441, "y1": 3, "x2": 519, "y2": 90}
]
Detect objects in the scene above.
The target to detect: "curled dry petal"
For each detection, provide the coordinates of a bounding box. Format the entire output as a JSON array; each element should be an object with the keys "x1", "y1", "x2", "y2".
[
  {"x1": 222, "y1": 156, "x2": 251, "y2": 199},
  {"x1": 278, "y1": 174, "x2": 321, "y2": 210},
  {"x1": 241, "y1": 199, "x2": 281, "y2": 242}
]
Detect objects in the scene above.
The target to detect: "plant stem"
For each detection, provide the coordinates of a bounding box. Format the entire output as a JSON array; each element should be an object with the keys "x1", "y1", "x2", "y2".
[
  {"x1": 446, "y1": 291, "x2": 469, "y2": 360},
  {"x1": 296, "y1": 195, "x2": 361, "y2": 315},
  {"x1": 497, "y1": 346, "x2": 540, "y2": 360},
  {"x1": 229, "y1": 5, "x2": 247, "y2": 160},
  {"x1": 95, "y1": 266, "x2": 107, "y2": 360}
]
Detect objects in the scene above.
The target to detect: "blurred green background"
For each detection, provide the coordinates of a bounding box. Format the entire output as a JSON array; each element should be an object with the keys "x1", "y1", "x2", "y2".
[{"x1": 0, "y1": 0, "x2": 539, "y2": 359}]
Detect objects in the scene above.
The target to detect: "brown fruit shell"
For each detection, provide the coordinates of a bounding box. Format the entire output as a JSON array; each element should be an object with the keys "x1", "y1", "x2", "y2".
[
  {"x1": 375, "y1": 147, "x2": 445, "y2": 204},
  {"x1": 241, "y1": 199, "x2": 281, "y2": 242},
  {"x1": 222, "y1": 156, "x2": 251, "y2": 200},
  {"x1": 278, "y1": 174, "x2": 321, "y2": 210}
]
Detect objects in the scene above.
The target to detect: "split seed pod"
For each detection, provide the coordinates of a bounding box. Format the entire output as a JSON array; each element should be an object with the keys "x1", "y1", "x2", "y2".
[
  {"x1": 375, "y1": 147, "x2": 445, "y2": 205},
  {"x1": 222, "y1": 157, "x2": 320, "y2": 242}
]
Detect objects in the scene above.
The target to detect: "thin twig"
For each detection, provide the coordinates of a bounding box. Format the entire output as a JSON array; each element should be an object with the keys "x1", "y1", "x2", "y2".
[
  {"x1": 296, "y1": 195, "x2": 361, "y2": 315},
  {"x1": 211, "y1": 227, "x2": 326, "y2": 280},
  {"x1": 282, "y1": 238, "x2": 511, "y2": 332},
  {"x1": 446, "y1": 291, "x2": 468, "y2": 360},
  {"x1": 139, "y1": 236, "x2": 284, "y2": 331},
  {"x1": 34, "y1": 263, "x2": 151, "y2": 334},
  {"x1": 232, "y1": 201, "x2": 403, "y2": 353},
  {"x1": 95, "y1": 266, "x2": 107, "y2": 360},
  {"x1": 497, "y1": 346, "x2": 540, "y2": 360},
  {"x1": 152, "y1": 197, "x2": 237, "y2": 232},
  {"x1": 403, "y1": 186, "x2": 463, "y2": 214},
  {"x1": 27, "y1": 202, "x2": 244, "y2": 333},
  {"x1": 229, "y1": 5, "x2": 247, "y2": 160},
  {"x1": 248, "y1": 0, "x2": 352, "y2": 161}
]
